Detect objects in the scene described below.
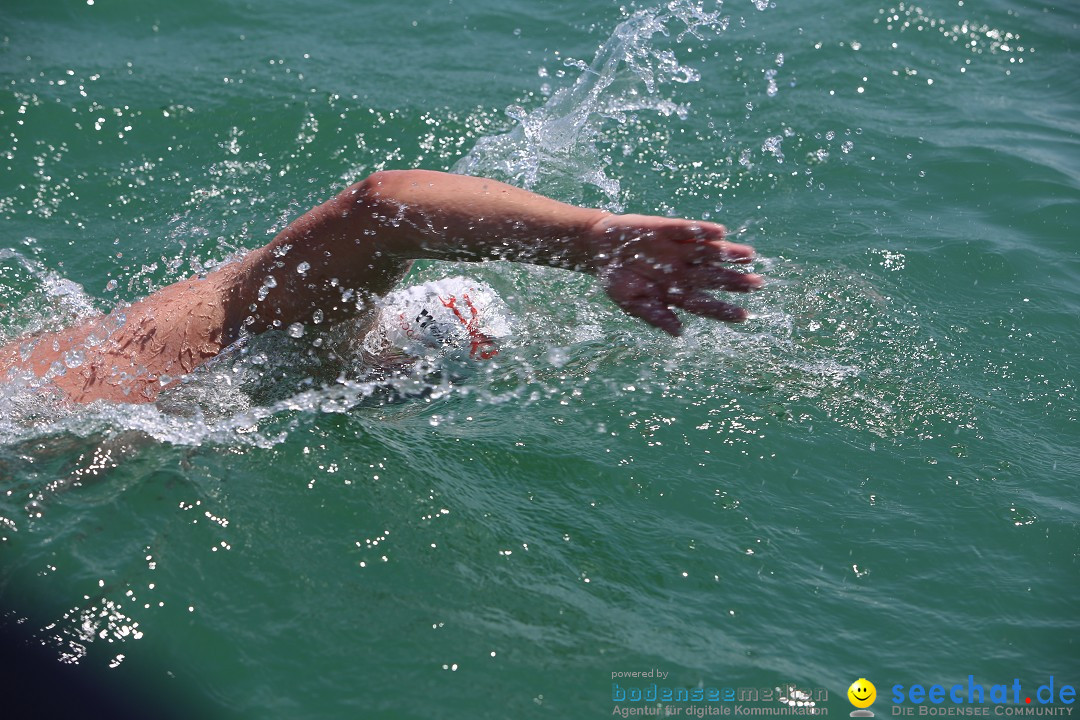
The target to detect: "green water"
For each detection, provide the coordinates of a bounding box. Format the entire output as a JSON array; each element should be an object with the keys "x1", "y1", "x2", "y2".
[{"x1": 1, "y1": 0, "x2": 1077, "y2": 717}]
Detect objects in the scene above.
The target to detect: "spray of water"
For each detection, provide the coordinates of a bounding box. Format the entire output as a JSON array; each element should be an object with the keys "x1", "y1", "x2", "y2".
[{"x1": 454, "y1": 1, "x2": 731, "y2": 210}]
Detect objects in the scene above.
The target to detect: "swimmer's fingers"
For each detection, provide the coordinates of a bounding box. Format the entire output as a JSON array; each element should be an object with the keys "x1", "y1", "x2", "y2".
[
  {"x1": 668, "y1": 290, "x2": 749, "y2": 323},
  {"x1": 627, "y1": 298, "x2": 683, "y2": 337},
  {"x1": 604, "y1": 271, "x2": 683, "y2": 336},
  {"x1": 683, "y1": 265, "x2": 765, "y2": 293},
  {"x1": 683, "y1": 237, "x2": 757, "y2": 266},
  {"x1": 590, "y1": 215, "x2": 758, "y2": 274},
  {"x1": 593, "y1": 214, "x2": 763, "y2": 335},
  {"x1": 710, "y1": 239, "x2": 756, "y2": 264},
  {"x1": 653, "y1": 220, "x2": 755, "y2": 265},
  {"x1": 627, "y1": 245, "x2": 762, "y2": 291},
  {"x1": 604, "y1": 274, "x2": 751, "y2": 335}
]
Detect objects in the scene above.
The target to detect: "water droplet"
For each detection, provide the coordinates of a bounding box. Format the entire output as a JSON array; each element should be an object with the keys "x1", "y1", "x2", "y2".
[
  {"x1": 287, "y1": 323, "x2": 305, "y2": 338},
  {"x1": 312, "y1": 309, "x2": 324, "y2": 324},
  {"x1": 765, "y1": 68, "x2": 779, "y2": 97},
  {"x1": 296, "y1": 261, "x2": 310, "y2": 275},
  {"x1": 258, "y1": 275, "x2": 277, "y2": 301},
  {"x1": 62, "y1": 350, "x2": 84, "y2": 369},
  {"x1": 762, "y1": 135, "x2": 784, "y2": 161},
  {"x1": 547, "y1": 347, "x2": 569, "y2": 368}
]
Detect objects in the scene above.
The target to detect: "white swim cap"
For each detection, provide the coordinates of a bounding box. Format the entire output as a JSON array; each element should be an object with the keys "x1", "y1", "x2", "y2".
[{"x1": 362, "y1": 276, "x2": 512, "y2": 365}]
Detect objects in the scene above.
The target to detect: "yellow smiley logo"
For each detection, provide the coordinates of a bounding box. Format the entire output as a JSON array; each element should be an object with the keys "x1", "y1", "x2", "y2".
[{"x1": 848, "y1": 679, "x2": 877, "y2": 709}]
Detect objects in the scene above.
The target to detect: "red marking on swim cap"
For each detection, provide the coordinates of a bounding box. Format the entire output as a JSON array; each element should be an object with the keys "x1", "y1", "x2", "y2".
[{"x1": 440, "y1": 293, "x2": 499, "y2": 360}]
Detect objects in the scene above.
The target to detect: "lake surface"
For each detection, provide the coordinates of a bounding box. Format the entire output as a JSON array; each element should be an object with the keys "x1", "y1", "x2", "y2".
[{"x1": 1, "y1": 0, "x2": 1077, "y2": 717}]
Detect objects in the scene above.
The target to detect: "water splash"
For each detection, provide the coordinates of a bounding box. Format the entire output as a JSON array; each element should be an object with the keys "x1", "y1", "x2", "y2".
[
  {"x1": 453, "y1": 0, "x2": 732, "y2": 209},
  {"x1": 0, "y1": 248, "x2": 101, "y2": 342}
]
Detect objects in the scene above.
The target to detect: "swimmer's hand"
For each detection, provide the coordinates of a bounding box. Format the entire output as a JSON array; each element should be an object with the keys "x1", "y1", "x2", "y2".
[{"x1": 585, "y1": 214, "x2": 763, "y2": 336}]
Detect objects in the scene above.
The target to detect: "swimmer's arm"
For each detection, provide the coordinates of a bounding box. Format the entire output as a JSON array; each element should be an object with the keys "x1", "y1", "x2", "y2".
[
  {"x1": 261, "y1": 169, "x2": 763, "y2": 337},
  {"x1": 0, "y1": 169, "x2": 762, "y2": 403}
]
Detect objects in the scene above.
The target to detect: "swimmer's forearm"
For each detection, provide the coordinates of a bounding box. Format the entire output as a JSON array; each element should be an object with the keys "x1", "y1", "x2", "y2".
[{"x1": 343, "y1": 169, "x2": 612, "y2": 271}]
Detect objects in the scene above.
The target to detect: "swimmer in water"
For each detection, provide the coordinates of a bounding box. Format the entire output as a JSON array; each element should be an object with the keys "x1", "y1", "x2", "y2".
[{"x1": 0, "y1": 170, "x2": 763, "y2": 404}]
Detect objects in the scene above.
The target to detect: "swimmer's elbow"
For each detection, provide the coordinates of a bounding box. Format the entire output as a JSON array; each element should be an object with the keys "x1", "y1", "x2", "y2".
[
  {"x1": 328, "y1": 171, "x2": 432, "y2": 263},
  {"x1": 341, "y1": 169, "x2": 422, "y2": 210},
  {"x1": 336, "y1": 172, "x2": 377, "y2": 213},
  {"x1": 335, "y1": 170, "x2": 436, "y2": 243}
]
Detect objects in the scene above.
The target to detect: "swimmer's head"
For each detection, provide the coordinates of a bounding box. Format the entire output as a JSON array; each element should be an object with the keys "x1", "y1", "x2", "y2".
[{"x1": 360, "y1": 277, "x2": 513, "y2": 367}]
